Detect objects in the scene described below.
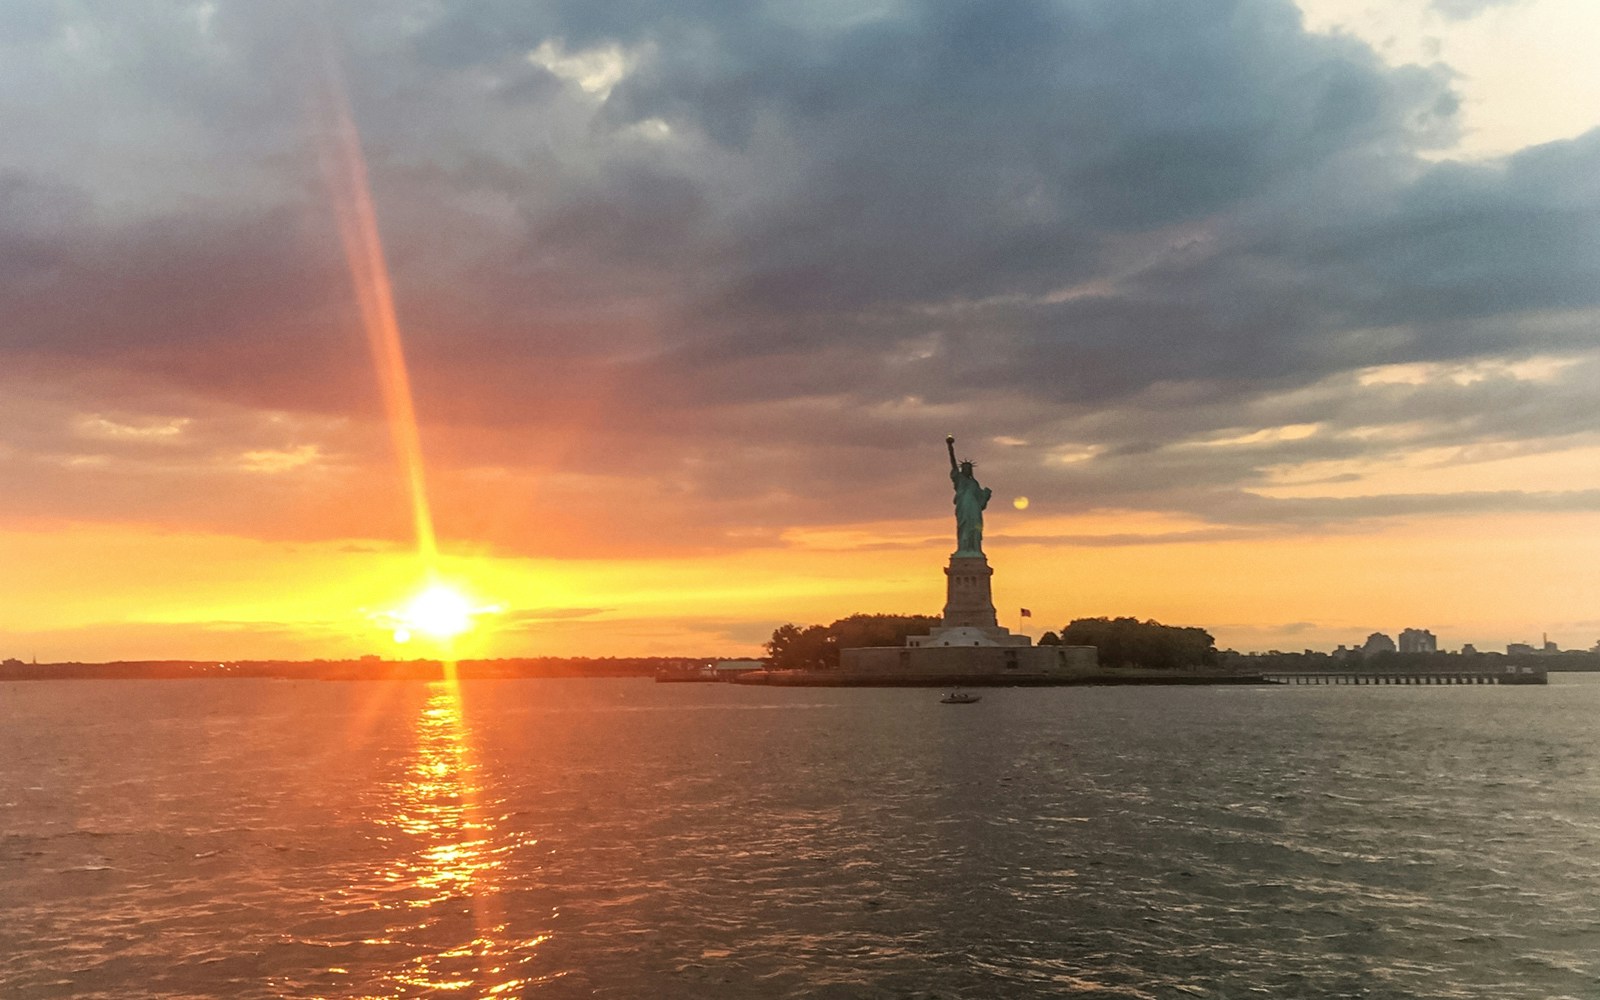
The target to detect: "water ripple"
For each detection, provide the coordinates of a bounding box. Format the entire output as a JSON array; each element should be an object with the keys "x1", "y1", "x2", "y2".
[{"x1": 4, "y1": 678, "x2": 1600, "y2": 997}]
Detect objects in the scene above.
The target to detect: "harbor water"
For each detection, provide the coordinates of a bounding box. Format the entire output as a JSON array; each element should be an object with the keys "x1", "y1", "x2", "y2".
[{"x1": 3, "y1": 676, "x2": 1599, "y2": 998}]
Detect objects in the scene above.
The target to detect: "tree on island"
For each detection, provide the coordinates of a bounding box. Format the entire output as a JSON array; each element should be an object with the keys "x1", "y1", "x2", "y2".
[
  {"x1": 765, "y1": 614, "x2": 942, "y2": 670},
  {"x1": 1058, "y1": 616, "x2": 1217, "y2": 669},
  {"x1": 765, "y1": 623, "x2": 834, "y2": 671}
]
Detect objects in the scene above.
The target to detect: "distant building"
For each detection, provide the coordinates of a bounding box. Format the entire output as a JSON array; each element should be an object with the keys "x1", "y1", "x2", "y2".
[
  {"x1": 713, "y1": 659, "x2": 765, "y2": 680},
  {"x1": 1461, "y1": 644, "x2": 1478, "y2": 656},
  {"x1": 1398, "y1": 628, "x2": 1437, "y2": 654},
  {"x1": 1507, "y1": 643, "x2": 1537, "y2": 656},
  {"x1": 1360, "y1": 632, "x2": 1397, "y2": 656}
]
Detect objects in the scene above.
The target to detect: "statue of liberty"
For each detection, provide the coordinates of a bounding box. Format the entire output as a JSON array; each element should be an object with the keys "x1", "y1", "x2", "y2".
[{"x1": 946, "y1": 435, "x2": 991, "y2": 556}]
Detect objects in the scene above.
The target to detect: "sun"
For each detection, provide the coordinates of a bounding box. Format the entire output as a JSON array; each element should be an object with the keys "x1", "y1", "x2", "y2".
[
  {"x1": 376, "y1": 579, "x2": 503, "y2": 648},
  {"x1": 396, "y1": 583, "x2": 477, "y2": 642}
]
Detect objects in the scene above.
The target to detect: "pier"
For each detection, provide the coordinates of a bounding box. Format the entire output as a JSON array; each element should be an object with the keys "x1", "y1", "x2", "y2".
[{"x1": 1262, "y1": 663, "x2": 1547, "y2": 685}]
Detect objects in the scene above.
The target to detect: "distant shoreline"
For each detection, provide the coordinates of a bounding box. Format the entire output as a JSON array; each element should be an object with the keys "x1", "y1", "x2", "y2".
[
  {"x1": 0, "y1": 658, "x2": 697, "y2": 682},
  {"x1": 5, "y1": 657, "x2": 1591, "y2": 682}
]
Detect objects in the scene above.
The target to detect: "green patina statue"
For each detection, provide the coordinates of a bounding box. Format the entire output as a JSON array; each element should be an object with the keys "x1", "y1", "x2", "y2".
[{"x1": 946, "y1": 435, "x2": 991, "y2": 557}]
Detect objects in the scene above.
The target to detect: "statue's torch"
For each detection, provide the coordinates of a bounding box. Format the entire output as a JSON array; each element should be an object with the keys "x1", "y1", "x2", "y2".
[{"x1": 946, "y1": 435, "x2": 958, "y2": 472}]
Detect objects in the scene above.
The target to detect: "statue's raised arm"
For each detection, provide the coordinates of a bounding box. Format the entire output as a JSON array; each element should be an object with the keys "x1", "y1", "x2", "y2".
[{"x1": 944, "y1": 435, "x2": 991, "y2": 557}]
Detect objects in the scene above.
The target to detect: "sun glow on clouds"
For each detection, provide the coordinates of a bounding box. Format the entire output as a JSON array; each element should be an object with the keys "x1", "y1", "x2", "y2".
[
  {"x1": 1224, "y1": 350, "x2": 1600, "y2": 501},
  {"x1": 1257, "y1": 442, "x2": 1600, "y2": 500},
  {"x1": 1357, "y1": 354, "x2": 1582, "y2": 387},
  {"x1": 75, "y1": 414, "x2": 191, "y2": 441},
  {"x1": 527, "y1": 40, "x2": 637, "y2": 98},
  {"x1": 1188, "y1": 424, "x2": 1322, "y2": 449},
  {"x1": 1050, "y1": 444, "x2": 1102, "y2": 465},
  {"x1": 239, "y1": 444, "x2": 321, "y2": 473}
]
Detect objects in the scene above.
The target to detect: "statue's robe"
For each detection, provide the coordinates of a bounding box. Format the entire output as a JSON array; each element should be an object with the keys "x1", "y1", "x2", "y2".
[{"x1": 951, "y1": 469, "x2": 991, "y2": 555}]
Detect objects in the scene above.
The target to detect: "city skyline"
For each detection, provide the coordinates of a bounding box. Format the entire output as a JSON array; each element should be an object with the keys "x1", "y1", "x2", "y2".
[{"x1": 3, "y1": 0, "x2": 1599, "y2": 661}]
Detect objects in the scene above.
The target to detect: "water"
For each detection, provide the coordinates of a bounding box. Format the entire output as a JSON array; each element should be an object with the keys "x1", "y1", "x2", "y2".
[{"x1": 3, "y1": 677, "x2": 1599, "y2": 999}]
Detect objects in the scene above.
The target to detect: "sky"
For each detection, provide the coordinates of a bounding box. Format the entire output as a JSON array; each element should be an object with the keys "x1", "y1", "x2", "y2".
[{"x1": 2, "y1": 0, "x2": 1598, "y2": 662}]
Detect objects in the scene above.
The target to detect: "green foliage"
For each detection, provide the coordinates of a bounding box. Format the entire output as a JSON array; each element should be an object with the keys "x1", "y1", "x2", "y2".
[
  {"x1": 764, "y1": 614, "x2": 941, "y2": 670},
  {"x1": 1037, "y1": 631, "x2": 1061, "y2": 646},
  {"x1": 764, "y1": 623, "x2": 834, "y2": 670},
  {"x1": 1058, "y1": 616, "x2": 1216, "y2": 669},
  {"x1": 830, "y1": 613, "x2": 942, "y2": 650}
]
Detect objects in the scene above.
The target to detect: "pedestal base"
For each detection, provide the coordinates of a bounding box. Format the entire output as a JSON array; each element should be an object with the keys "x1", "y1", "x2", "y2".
[{"x1": 942, "y1": 555, "x2": 998, "y2": 629}]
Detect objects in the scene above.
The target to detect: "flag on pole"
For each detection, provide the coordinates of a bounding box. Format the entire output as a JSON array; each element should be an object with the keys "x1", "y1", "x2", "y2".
[{"x1": 1020, "y1": 608, "x2": 1032, "y2": 618}]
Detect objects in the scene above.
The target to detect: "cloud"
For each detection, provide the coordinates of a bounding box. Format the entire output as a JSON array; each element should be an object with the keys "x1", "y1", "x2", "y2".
[
  {"x1": 0, "y1": 0, "x2": 1596, "y2": 557},
  {"x1": 499, "y1": 607, "x2": 613, "y2": 626},
  {"x1": 1430, "y1": 0, "x2": 1524, "y2": 20}
]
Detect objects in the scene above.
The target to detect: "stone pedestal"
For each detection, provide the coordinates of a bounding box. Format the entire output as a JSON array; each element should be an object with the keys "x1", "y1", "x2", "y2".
[
  {"x1": 839, "y1": 545, "x2": 1096, "y2": 679},
  {"x1": 942, "y1": 555, "x2": 998, "y2": 629}
]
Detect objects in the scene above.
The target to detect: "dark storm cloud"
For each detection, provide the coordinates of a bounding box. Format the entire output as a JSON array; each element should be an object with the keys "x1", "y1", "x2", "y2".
[
  {"x1": 0, "y1": 190, "x2": 377, "y2": 418},
  {"x1": 2, "y1": 0, "x2": 1597, "y2": 549},
  {"x1": 596, "y1": 0, "x2": 1461, "y2": 323}
]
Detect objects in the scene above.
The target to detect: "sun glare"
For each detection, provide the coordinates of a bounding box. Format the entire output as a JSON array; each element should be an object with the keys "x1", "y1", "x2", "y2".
[
  {"x1": 381, "y1": 581, "x2": 501, "y2": 646},
  {"x1": 401, "y1": 584, "x2": 477, "y2": 640}
]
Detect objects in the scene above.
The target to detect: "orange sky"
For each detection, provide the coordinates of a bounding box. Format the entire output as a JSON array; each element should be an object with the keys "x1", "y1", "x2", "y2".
[
  {"x1": 5, "y1": 499, "x2": 1600, "y2": 661},
  {"x1": 2, "y1": 1, "x2": 1599, "y2": 661}
]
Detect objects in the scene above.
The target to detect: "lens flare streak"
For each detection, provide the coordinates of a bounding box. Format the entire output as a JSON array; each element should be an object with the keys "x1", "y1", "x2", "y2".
[{"x1": 311, "y1": 17, "x2": 437, "y2": 565}]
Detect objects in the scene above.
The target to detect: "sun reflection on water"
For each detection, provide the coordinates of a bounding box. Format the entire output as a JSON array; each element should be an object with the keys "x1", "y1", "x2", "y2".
[{"x1": 368, "y1": 679, "x2": 552, "y2": 997}]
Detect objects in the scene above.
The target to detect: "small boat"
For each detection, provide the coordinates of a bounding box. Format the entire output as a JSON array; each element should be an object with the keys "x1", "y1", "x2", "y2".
[{"x1": 940, "y1": 690, "x2": 981, "y2": 704}]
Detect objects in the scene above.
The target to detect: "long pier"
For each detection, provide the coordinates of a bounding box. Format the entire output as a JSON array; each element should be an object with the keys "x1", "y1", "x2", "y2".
[{"x1": 1262, "y1": 664, "x2": 1547, "y2": 685}]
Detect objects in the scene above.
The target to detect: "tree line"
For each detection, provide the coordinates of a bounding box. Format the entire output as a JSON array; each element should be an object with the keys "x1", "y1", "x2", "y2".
[
  {"x1": 1046, "y1": 617, "x2": 1217, "y2": 669},
  {"x1": 765, "y1": 613, "x2": 1216, "y2": 670},
  {"x1": 765, "y1": 614, "x2": 941, "y2": 670}
]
